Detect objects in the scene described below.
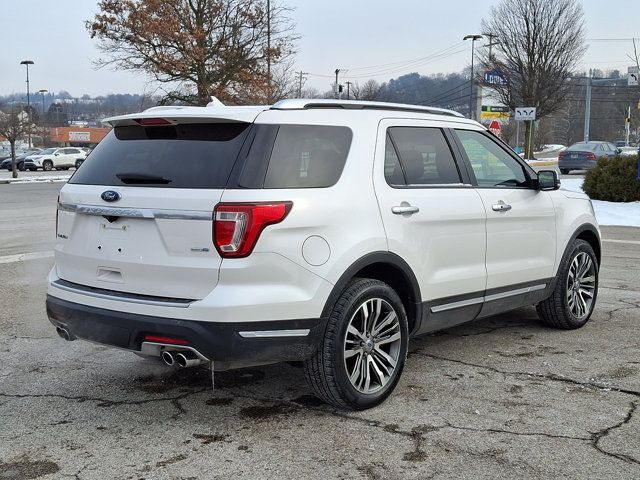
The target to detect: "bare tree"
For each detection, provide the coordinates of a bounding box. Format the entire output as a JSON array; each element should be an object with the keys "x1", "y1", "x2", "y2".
[
  {"x1": 351, "y1": 80, "x2": 382, "y2": 101},
  {"x1": 481, "y1": 0, "x2": 586, "y2": 158},
  {"x1": 0, "y1": 108, "x2": 29, "y2": 178},
  {"x1": 88, "y1": 0, "x2": 298, "y2": 105}
]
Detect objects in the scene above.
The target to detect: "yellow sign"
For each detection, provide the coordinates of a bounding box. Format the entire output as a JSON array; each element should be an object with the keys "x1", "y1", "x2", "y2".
[{"x1": 480, "y1": 111, "x2": 510, "y2": 121}]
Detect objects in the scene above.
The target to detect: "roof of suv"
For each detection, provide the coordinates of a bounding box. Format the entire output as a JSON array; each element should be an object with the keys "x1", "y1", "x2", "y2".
[{"x1": 103, "y1": 99, "x2": 477, "y2": 128}]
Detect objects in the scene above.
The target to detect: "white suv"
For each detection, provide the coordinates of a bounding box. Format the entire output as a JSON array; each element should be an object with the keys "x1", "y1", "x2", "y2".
[
  {"x1": 25, "y1": 147, "x2": 87, "y2": 171},
  {"x1": 47, "y1": 100, "x2": 600, "y2": 410}
]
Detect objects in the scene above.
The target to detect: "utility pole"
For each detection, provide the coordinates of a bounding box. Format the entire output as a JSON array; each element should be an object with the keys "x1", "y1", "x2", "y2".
[
  {"x1": 463, "y1": 35, "x2": 482, "y2": 120},
  {"x1": 266, "y1": 0, "x2": 271, "y2": 103},
  {"x1": 334, "y1": 69, "x2": 341, "y2": 99},
  {"x1": 626, "y1": 105, "x2": 631, "y2": 146},
  {"x1": 583, "y1": 70, "x2": 592, "y2": 142},
  {"x1": 482, "y1": 32, "x2": 499, "y2": 61},
  {"x1": 345, "y1": 81, "x2": 352, "y2": 100},
  {"x1": 296, "y1": 71, "x2": 308, "y2": 98}
]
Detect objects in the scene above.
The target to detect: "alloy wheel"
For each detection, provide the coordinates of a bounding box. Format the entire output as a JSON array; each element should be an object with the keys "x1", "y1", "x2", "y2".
[
  {"x1": 343, "y1": 298, "x2": 402, "y2": 394},
  {"x1": 566, "y1": 252, "x2": 596, "y2": 319}
]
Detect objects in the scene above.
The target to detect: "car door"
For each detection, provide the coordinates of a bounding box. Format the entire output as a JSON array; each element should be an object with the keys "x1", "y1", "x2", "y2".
[
  {"x1": 373, "y1": 120, "x2": 487, "y2": 333},
  {"x1": 451, "y1": 128, "x2": 557, "y2": 312},
  {"x1": 52, "y1": 148, "x2": 66, "y2": 167}
]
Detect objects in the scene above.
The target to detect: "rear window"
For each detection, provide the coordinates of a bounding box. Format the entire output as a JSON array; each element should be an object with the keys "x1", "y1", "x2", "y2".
[
  {"x1": 69, "y1": 123, "x2": 250, "y2": 189},
  {"x1": 263, "y1": 125, "x2": 352, "y2": 188}
]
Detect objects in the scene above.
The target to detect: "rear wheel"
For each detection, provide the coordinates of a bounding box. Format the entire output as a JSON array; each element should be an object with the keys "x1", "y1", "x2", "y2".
[
  {"x1": 560, "y1": 169, "x2": 570, "y2": 174},
  {"x1": 536, "y1": 239, "x2": 598, "y2": 329},
  {"x1": 304, "y1": 278, "x2": 408, "y2": 410},
  {"x1": 18, "y1": 162, "x2": 25, "y2": 171},
  {"x1": 75, "y1": 159, "x2": 83, "y2": 169},
  {"x1": 42, "y1": 160, "x2": 53, "y2": 171}
]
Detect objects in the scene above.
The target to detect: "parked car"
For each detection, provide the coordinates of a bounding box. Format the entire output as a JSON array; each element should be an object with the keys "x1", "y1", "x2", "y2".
[
  {"x1": 558, "y1": 141, "x2": 621, "y2": 174},
  {"x1": 1, "y1": 149, "x2": 42, "y2": 171},
  {"x1": 47, "y1": 99, "x2": 600, "y2": 410},
  {"x1": 24, "y1": 147, "x2": 88, "y2": 171}
]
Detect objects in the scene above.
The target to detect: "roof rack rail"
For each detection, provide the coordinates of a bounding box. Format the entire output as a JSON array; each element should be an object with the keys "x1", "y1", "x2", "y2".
[{"x1": 270, "y1": 99, "x2": 464, "y2": 118}]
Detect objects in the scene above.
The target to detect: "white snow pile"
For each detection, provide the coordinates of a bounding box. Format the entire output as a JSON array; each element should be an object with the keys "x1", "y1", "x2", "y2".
[
  {"x1": 1, "y1": 175, "x2": 71, "y2": 184},
  {"x1": 561, "y1": 178, "x2": 640, "y2": 227},
  {"x1": 540, "y1": 144, "x2": 566, "y2": 152}
]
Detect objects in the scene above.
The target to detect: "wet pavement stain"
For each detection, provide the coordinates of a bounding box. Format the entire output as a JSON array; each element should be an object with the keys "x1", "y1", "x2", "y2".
[
  {"x1": 239, "y1": 403, "x2": 298, "y2": 420},
  {"x1": 205, "y1": 397, "x2": 234, "y2": 406},
  {"x1": 291, "y1": 394, "x2": 325, "y2": 407},
  {"x1": 0, "y1": 458, "x2": 60, "y2": 480},
  {"x1": 192, "y1": 433, "x2": 229, "y2": 445}
]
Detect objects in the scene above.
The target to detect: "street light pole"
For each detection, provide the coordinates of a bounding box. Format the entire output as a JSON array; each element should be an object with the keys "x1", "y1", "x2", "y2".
[
  {"x1": 463, "y1": 35, "x2": 482, "y2": 120},
  {"x1": 334, "y1": 69, "x2": 341, "y2": 99},
  {"x1": 38, "y1": 89, "x2": 48, "y2": 147},
  {"x1": 20, "y1": 60, "x2": 34, "y2": 148}
]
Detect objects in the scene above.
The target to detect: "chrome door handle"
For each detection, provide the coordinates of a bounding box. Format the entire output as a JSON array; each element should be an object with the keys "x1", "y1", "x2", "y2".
[
  {"x1": 392, "y1": 205, "x2": 419, "y2": 215},
  {"x1": 492, "y1": 203, "x2": 512, "y2": 212}
]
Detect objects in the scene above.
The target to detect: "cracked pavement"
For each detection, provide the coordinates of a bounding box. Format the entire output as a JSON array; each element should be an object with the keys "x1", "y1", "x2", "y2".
[{"x1": 0, "y1": 183, "x2": 639, "y2": 479}]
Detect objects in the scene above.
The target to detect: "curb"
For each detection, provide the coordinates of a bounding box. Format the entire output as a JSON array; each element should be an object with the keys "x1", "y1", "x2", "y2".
[{"x1": 0, "y1": 176, "x2": 71, "y2": 184}]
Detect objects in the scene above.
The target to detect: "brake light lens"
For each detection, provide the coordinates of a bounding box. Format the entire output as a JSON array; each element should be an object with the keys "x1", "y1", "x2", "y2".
[
  {"x1": 587, "y1": 152, "x2": 597, "y2": 161},
  {"x1": 134, "y1": 118, "x2": 172, "y2": 126},
  {"x1": 143, "y1": 335, "x2": 189, "y2": 346},
  {"x1": 55, "y1": 194, "x2": 60, "y2": 238},
  {"x1": 558, "y1": 152, "x2": 566, "y2": 160},
  {"x1": 213, "y1": 202, "x2": 293, "y2": 258}
]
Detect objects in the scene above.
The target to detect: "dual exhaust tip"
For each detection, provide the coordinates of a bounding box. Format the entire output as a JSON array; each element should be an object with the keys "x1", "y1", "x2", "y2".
[
  {"x1": 56, "y1": 326, "x2": 75, "y2": 342},
  {"x1": 161, "y1": 350, "x2": 203, "y2": 368}
]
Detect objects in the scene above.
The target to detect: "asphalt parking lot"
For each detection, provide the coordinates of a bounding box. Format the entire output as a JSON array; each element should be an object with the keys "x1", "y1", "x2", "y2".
[{"x1": 0, "y1": 182, "x2": 638, "y2": 479}]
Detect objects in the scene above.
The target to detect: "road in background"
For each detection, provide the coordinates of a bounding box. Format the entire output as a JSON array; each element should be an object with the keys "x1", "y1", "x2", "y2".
[{"x1": 1, "y1": 183, "x2": 638, "y2": 479}]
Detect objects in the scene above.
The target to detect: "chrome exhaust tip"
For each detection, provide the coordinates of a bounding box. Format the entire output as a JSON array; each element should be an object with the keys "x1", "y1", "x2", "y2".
[
  {"x1": 175, "y1": 351, "x2": 203, "y2": 368},
  {"x1": 161, "y1": 350, "x2": 176, "y2": 366},
  {"x1": 56, "y1": 326, "x2": 75, "y2": 341}
]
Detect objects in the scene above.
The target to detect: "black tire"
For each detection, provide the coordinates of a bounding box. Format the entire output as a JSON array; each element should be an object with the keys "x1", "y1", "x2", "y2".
[
  {"x1": 29, "y1": 168, "x2": 37, "y2": 171},
  {"x1": 42, "y1": 160, "x2": 53, "y2": 171},
  {"x1": 18, "y1": 162, "x2": 25, "y2": 171},
  {"x1": 304, "y1": 278, "x2": 409, "y2": 410},
  {"x1": 62, "y1": 167, "x2": 70, "y2": 170},
  {"x1": 560, "y1": 169, "x2": 570, "y2": 174},
  {"x1": 536, "y1": 239, "x2": 598, "y2": 329},
  {"x1": 75, "y1": 159, "x2": 83, "y2": 169}
]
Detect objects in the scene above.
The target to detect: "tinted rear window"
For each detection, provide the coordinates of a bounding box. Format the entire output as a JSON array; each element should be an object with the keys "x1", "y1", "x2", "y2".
[
  {"x1": 249, "y1": 125, "x2": 352, "y2": 189},
  {"x1": 70, "y1": 123, "x2": 250, "y2": 188}
]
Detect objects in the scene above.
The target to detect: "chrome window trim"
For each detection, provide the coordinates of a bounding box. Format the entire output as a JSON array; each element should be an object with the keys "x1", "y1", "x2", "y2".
[
  {"x1": 58, "y1": 202, "x2": 213, "y2": 221},
  {"x1": 430, "y1": 284, "x2": 546, "y2": 313},
  {"x1": 238, "y1": 329, "x2": 311, "y2": 338}
]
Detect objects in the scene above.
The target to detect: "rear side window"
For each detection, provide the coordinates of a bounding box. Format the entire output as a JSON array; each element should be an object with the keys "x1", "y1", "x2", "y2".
[
  {"x1": 262, "y1": 125, "x2": 352, "y2": 188},
  {"x1": 385, "y1": 127, "x2": 461, "y2": 186},
  {"x1": 70, "y1": 123, "x2": 250, "y2": 189}
]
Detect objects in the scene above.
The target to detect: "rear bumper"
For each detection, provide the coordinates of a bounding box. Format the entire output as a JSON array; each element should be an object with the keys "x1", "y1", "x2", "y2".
[{"x1": 46, "y1": 295, "x2": 327, "y2": 366}]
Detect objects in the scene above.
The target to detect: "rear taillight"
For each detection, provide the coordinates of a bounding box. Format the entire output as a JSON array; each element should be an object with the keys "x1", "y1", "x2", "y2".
[
  {"x1": 213, "y1": 202, "x2": 292, "y2": 258},
  {"x1": 587, "y1": 152, "x2": 596, "y2": 161},
  {"x1": 558, "y1": 152, "x2": 565, "y2": 160}
]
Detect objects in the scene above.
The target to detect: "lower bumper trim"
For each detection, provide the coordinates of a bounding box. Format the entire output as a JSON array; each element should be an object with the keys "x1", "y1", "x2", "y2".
[{"x1": 46, "y1": 295, "x2": 326, "y2": 364}]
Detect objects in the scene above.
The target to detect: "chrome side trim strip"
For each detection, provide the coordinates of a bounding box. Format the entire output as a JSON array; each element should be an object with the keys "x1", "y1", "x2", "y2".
[
  {"x1": 238, "y1": 329, "x2": 311, "y2": 338},
  {"x1": 484, "y1": 284, "x2": 546, "y2": 303},
  {"x1": 430, "y1": 296, "x2": 484, "y2": 313},
  {"x1": 58, "y1": 202, "x2": 212, "y2": 221},
  {"x1": 51, "y1": 280, "x2": 193, "y2": 308},
  {"x1": 430, "y1": 284, "x2": 547, "y2": 313}
]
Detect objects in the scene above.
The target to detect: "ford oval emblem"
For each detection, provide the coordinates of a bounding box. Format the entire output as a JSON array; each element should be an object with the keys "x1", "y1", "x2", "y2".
[{"x1": 101, "y1": 190, "x2": 121, "y2": 202}]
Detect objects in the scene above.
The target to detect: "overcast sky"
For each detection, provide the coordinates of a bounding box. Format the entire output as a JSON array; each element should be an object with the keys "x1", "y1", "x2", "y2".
[{"x1": 0, "y1": 0, "x2": 638, "y2": 97}]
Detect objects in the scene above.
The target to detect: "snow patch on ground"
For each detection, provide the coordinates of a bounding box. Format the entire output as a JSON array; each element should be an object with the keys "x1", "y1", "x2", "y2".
[{"x1": 560, "y1": 178, "x2": 640, "y2": 227}]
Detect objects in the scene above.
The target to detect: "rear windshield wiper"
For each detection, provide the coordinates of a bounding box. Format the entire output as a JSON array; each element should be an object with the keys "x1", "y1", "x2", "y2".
[{"x1": 116, "y1": 173, "x2": 172, "y2": 184}]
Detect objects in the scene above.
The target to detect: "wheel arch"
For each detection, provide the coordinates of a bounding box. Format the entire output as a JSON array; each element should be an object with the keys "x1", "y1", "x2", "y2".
[
  {"x1": 571, "y1": 223, "x2": 601, "y2": 266},
  {"x1": 321, "y1": 252, "x2": 422, "y2": 335}
]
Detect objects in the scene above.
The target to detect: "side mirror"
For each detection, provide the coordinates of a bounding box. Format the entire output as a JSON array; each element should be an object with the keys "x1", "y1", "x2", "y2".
[
  {"x1": 537, "y1": 170, "x2": 560, "y2": 191},
  {"x1": 54, "y1": 153, "x2": 59, "y2": 156},
  {"x1": 616, "y1": 148, "x2": 622, "y2": 155}
]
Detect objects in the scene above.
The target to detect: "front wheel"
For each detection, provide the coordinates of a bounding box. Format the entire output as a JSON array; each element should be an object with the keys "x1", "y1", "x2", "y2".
[
  {"x1": 536, "y1": 239, "x2": 598, "y2": 329},
  {"x1": 42, "y1": 160, "x2": 53, "y2": 171},
  {"x1": 560, "y1": 168, "x2": 570, "y2": 174},
  {"x1": 75, "y1": 159, "x2": 83, "y2": 169},
  {"x1": 304, "y1": 278, "x2": 408, "y2": 410}
]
